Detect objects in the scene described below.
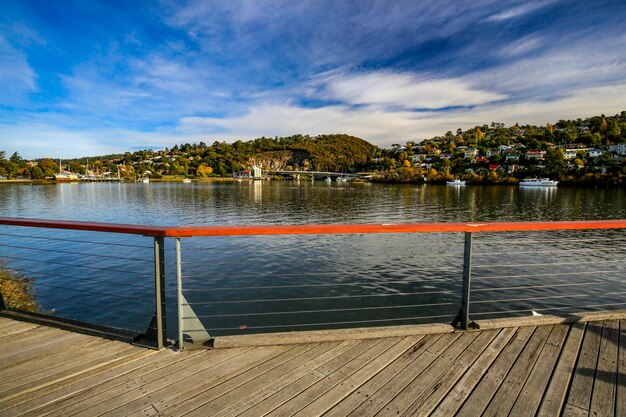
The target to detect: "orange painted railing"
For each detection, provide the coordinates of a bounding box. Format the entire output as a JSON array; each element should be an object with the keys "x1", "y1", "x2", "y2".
[{"x1": 1, "y1": 217, "x2": 626, "y2": 237}]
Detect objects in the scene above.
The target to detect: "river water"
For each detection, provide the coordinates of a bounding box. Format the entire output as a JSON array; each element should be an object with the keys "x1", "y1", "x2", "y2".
[{"x1": 0, "y1": 181, "x2": 624, "y2": 337}]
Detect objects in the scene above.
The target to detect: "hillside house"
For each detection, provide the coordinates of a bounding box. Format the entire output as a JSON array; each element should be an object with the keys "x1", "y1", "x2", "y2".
[{"x1": 525, "y1": 150, "x2": 546, "y2": 160}]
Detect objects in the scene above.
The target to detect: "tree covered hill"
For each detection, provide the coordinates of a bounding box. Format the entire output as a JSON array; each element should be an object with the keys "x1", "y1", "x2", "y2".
[{"x1": 1, "y1": 112, "x2": 625, "y2": 186}]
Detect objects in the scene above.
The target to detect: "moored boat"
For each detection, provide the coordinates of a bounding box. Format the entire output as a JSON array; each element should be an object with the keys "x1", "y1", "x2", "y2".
[
  {"x1": 519, "y1": 178, "x2": 558, "y2": 187},
  {"x1": 446, "y1": 179, "x2": 466, "y2": 186}
]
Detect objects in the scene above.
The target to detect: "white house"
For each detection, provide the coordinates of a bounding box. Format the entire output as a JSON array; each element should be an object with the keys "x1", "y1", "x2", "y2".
[
  {"x1": 464, "y1": 148, "x2": 478, "y2": 159},
  {"x1": 608, "y1": 143, "x2": 626, "y2": 156},
  {"x1": 564, "y1": 150, "x2": 578, "y2": 160}
]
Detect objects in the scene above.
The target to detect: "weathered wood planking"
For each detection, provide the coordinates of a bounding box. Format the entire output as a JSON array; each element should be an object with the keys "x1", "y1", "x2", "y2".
[{"x1": 0, "y1": 316, "x2": 624, "y2": 417}]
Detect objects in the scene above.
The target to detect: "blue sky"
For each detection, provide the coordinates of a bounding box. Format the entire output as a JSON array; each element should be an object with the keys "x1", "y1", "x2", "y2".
[{"x1": 1, "y1": 0, "x2": 626, "y2": 159}]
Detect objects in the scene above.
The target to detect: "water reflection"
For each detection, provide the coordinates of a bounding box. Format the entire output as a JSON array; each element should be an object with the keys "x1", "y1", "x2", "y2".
[{"x1": 0, "y1": 182, "x2": 624, "y2": 335}]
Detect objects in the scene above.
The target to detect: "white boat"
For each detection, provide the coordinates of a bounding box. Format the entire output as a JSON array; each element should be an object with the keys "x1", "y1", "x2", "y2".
[
  {"x1": 55, "y1": 172, "x2": 79, "y2": 181},
  {"x1": 182, "y1": 178, "x2": 192, "y2": 183},
  {"x1": 336, "y1": 177, "x2": 349, "y2": 183},
  {"x1": 141, "y1": 177, "x2": 150, "y2": 183},
  {"x1": 446, "y1": 179, "x2": 466, "y2": 186},
  {"x1": 55, "y1": 159, "x2": 78, "y2": 181},
  {"x1": 519, "y1": 178, "x2": 558, "y2": 187},
  {"x1": 324, "y1": 177, "x2": 332, "y2": 183}
]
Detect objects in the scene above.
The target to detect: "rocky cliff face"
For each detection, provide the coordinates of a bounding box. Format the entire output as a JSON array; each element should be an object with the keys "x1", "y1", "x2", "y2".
[{"x1": 248, "y1": 150, "x2": 310, "y2": 171}]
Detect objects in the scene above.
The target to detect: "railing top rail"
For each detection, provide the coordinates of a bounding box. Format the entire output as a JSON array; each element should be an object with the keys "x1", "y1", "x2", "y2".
[{"x1": 1, "y1": 217, "x2": 625, "y2": 237}]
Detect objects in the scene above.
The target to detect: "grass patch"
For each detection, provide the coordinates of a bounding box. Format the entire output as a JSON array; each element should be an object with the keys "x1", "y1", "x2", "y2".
[{"x1": 0, "y1": 261, "x2": 40, "y2": 312}]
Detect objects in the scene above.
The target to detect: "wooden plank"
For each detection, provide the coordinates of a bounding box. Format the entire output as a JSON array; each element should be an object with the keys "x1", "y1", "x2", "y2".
[
  {"x1": 344, "y1": 333, "x2": 461, "y2": 417},
  {"x1": 0, "y1": 320, "x2": 39, "y2": 336},
  {"x1": 323, "y1": 334, "x2": 443, "y2": 417},
  {"x1": 0, "y1": 343, "x2": 141, "y2": 400},
  {"x1": 360, "y1": 332, "x2": 478, "y2": 417},
  {"x1": 33, "y1": 349, "x2": 210, "y2": 416},
  {"x1": 113, "y1": 342, "x2": 343, "y2": 417},
  {"x1": 145, "y1": 345, "x2": 303, "y2": 416},
  {"x1": 536, "y1": 322, "x2": 586, "y2": 417},
  {"x1": 0, "y1": 349, "x2": 157, "y2": 414},
  {"x1": 212, "y1": 323, "x2": 452, "y2": 348},
  {"x1": 617, "y1": 319, "x2": 626, "y2": 417},
  {"x1": 264, "y1": 338, "x2": 402, "y2": 417},
  {"x1": 0, "y1": 337, "x2": 107, "y2": 380},
  {"x1": 290, "y1": 337, "x2": 422, "y2": 416},
  {"x1": 429, "y1": 327, "x2": 517, "y2": 417},
  {"x1": 142, "y1": 344, "x2": 317, "y2": 416},
  {"x1": 563, "y1": 321, "x2": 604, "y2": 414},
  {"x1": 455, "y1": 326, "x2": 536, "y2": 417},
  {"x1": 481, "y1": 325, "x2": 553, "y2": 417},
  {"x1": 0, "y1": 326, "x2": 69, "y2": 356},
  {"x1": 399, "y1": 329, "x2": 503, "y2": 416},
  {"x1": 589, "y1": 319, "x2": 619, "y2": 417},
  {"x1": 50, "y1": 346, "x2": 270, "y2": 417},
  {"x1": 508, "y1": 324, "x2": 570, "y2": 416},
  {"x1": 474, "y1": 309, "x2": 626, "y2": 330},
  {"x1": 0, "y1": 331, "x2": 92, "y2": 371},
  {"x1": 211, "y1": 340, "x2": 363, "y2": 417}
]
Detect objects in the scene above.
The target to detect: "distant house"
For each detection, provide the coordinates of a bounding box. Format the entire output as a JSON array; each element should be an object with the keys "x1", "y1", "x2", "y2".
[
  {"x1": 507, "y1": 164, "x2": 522, "y2": 174},
  {"x1": 498, "y1": 145, "x2": 512, "y2": 152},
  {"x1": 564, "y1": 143, "x2": 589, "y2": 150},
  {"x1": 505, "y1": 153, "x2": 521, "y2": 162},
  {"x1": 475, "y1": 157, "x2": 489, "y2": 164},
  {"x1": 525, "y1": 150, "x2": 546, "y2": 160},
  {"x1": 564, "y1": 150, "x2": 578, "y2": 160},
  {"x1": 587, "y1": 149, "x2": 603, "y2": 158},
  {"x1": 608, "y1": 144, "x2": 626, "y2": 156},
  {"x1": 488, "y1": 164, "x2": 501, "y2": 170},
  {"x1": 486, "y1": 149, "x2": 498, "y2": 157},
  {"x1": 464, "y1": 148, "x2": 479, "y2": 159}
]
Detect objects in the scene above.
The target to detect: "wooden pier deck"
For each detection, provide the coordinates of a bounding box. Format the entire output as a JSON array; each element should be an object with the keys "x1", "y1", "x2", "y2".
[{"x1": 0, "y1": 316, "x2": 624, "y2": 416}]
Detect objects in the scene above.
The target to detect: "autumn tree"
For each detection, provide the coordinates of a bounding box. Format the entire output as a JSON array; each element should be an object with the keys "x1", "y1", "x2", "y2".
[{"x1": 197, "y1": 164, "x2": 214, "y2": 177}]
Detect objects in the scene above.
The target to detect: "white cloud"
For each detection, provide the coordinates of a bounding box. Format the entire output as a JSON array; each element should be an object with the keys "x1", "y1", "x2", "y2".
[
  {"x1": 0, "y1": 35, "x2": 37, "y2": 105},
  {"x1": 176, "y1": 82, "x2": 626, "y2": 146},
  {"x1": 3, "y1": 81, "x2": 625, "y2": 159},
  {"x1": 486, "y1": 1, "x2": 556, "y2": 22},
  {"x1": 312, "y1": 71, "x2": 506, "y2": 109},
  {"x1": 499, "y1": 35, "x2": 543, "y2": 57}
]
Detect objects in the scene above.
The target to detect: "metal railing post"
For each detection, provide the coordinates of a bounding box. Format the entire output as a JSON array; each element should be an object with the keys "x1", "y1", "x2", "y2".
[
  {"x1": 175, "y1": 238, "x2": 183, "y2": 350},
  {"x1": 460, "y1": 232, "x2": 473, "y2": 330},
  {"x1": 153, "y1": 236, "x2": 167, "y2": 349},
  {"x1": 452, "y1": 232, "x2": 473, "y2": 330}
]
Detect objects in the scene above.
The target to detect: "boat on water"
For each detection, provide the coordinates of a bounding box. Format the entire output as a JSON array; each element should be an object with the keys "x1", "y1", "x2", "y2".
[
  {"x1": 336, "y1": 177, "x2": 349, "y2": 183},
  {"x1": 182, "y1": 178, "x2": 192, "y2": 183},
  {"x1": 55, "y1": 172, "x2": 79, "y2": 181},
  {"x1": 55, "y1": 159, "x2": 78, "y2": 181},
  {"x1": 324, "y1": 177, "x2": 332, "y2": 183},
  {"x1": 141, "y1": 177, "x2": 150, "y2": 183},
  {"x1": 446, "y1": 179, "x2": 466, "y2": 186},
  {"x1": 519, "y1": 178, "x2": 558, "y2": 187}
]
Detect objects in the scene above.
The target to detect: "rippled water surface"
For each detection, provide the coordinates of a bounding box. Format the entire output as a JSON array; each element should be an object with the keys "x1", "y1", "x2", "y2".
[{"x1": 1, "y1": 181, "x2": 624, "y2": 336}]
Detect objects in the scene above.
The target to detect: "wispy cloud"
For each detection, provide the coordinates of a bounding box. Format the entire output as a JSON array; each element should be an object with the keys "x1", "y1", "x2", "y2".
[
  {"x1": 311, "y1": 71, "x2": 506, "y2": 110},
  {"x1": 0, "y1": 35, "x2": 37, "y2": 105},
  {"x1": 486, "y1": 1, "x2": 556, "y2": 22}
]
